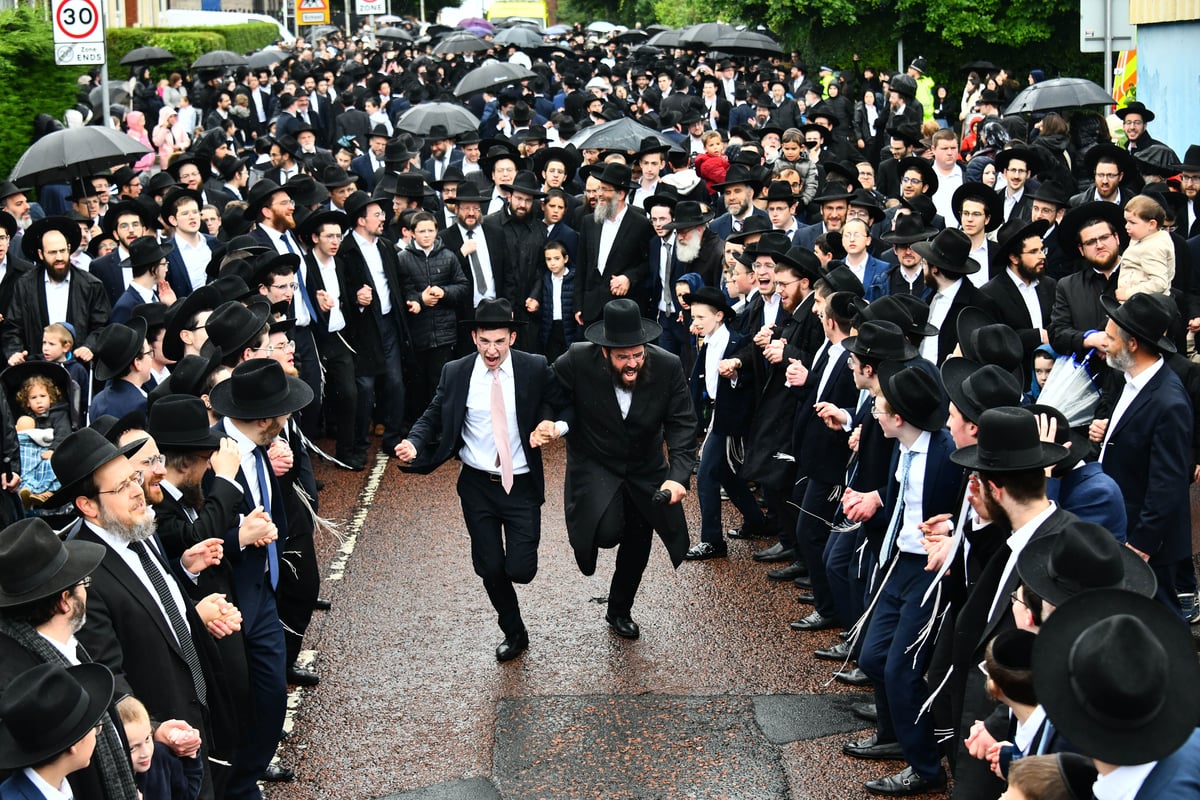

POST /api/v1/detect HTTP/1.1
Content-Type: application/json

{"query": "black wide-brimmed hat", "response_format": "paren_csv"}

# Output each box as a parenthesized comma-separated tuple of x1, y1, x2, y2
(662, 200, 713, 230)
(1033, 589, 1200, 765)
(1055, 200, 1126, 253)
(431, 164, 468, 192)
(163, 284, 221, 362)
(147, 344, 223, 406)
(895, 156, 938, 195)
(0, 663, 114, 770)
(951, 181, 1003, 232)
(459, 297, 525, 330)
(847, 189, 884, 224)
(250, 252, 300, 290)
(1017, 519, 1156, 608)
(710, 163, 761, 191)
(761, 181, 800, 205)
(1114, 100, 1155, 123)
(1100, 292, 1177, 354)
(319, 165, 356, 189)
(285, 173, 331, 207)
(1029, 179, 1072, 208)
(1082, 142, 1135, 179)
(22, 216, 82, 262)
(993, 145, 1041, 176)
(1169, 142, 1200, 172)
(343, 190, 386, 225)
(499, 170, 548, 198)
(45, 427, 147, 509)
(941, 359, 1022, 424)
(821, 265, 866, 297)
(912, 228, 980, 275)
(991, 218, 1050, 272)
(891, 294, 940, 338)
(0, 518, 105, 607)
(589, 162, 634, 190)
(633, 135, 672, 159)
(857, 294, 936, 338)
(296, 208, 350, 245)
(725, 214, 772, 244)
(682, 286, 735, 320)
(242, 179, 297, 222)
(877, 361, 948, 431)
(957, 307, 1023, 375)
(843, 320, 916, 362)
(93, 318, 148, 382)
(777, 245, 822, 281)
(102, 200, 156, 236)
(951, 406, 1068, 472)
(122, 235, 174, 275)
(742, 231, 792, 260)
(585, 298, 662, 348)
(207, 297, 272, 356)
(148, 393, 225, 451)
(208, 357, 314, 419)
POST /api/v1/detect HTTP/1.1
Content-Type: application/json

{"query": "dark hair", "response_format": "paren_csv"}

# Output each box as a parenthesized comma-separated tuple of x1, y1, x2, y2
(1015, 579, 1045, 626)
(543, 239, 568, 257)
(978, 468, 1046, 504)
(1006, 755, 1076, 800)
(0, 589, 68, 628)
(163, 450, 206, 473)
(985, 637, 1038, 706)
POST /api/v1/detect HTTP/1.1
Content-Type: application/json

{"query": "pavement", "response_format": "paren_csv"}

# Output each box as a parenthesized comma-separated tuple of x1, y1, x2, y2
(264, 437, 1200, 800)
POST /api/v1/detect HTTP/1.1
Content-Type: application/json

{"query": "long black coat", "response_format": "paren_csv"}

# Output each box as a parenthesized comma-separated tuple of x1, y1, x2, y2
(3, 265, 110, 358)
(552, 342, 697, 566)
(338, 231, 408, 376)
(575, 209, 652, 324)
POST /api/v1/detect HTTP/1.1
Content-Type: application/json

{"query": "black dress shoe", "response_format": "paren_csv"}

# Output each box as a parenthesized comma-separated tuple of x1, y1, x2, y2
(313, 597, 332, 611)
(726, 525, 774, 540)
(813, 641, 851, 661)
(851, 702, 878, 723)
(496, 630, 529, 662)
(767, 561, 807, 581)
(838, 630, 852, 641)
(261, 764, 295, 782)
(753, 543, 796, 563)
(842, 733, 905, 761)
(834, 666, 872, 686)
(793, 576, 813, 590)
(790, 611, 839, 631)
(287, 666, 320, 686)
(336, 453, 365, 471)
(864, 766, 947, 796)
(685, 541, 728, 560)
(605, 613, 640, 639)
(796, 591, 815, 604)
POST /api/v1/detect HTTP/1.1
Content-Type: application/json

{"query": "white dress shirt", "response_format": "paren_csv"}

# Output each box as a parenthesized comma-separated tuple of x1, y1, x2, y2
(1092, 762, 1157, 800)
(314, 253, 346, 332)
(24, 768, 72, 800)
(596, 206, 627, 273)
(894, 430, 930, 555)
(459, 353, 529, 475)
(459, 223, 496, 305)
(1100, 356, 1165, 463)
(88, 523, 192, 645)
(922, 278, 963, 363)
(703, 323, 729, 401)
(1007, 269, 1044, 329)
(44, 272, 71, 325)
(174, 233, 212, 295)
(988, 501, 1058, 621)
(351, 230, 391, 314)
(761, 292, 782, 327)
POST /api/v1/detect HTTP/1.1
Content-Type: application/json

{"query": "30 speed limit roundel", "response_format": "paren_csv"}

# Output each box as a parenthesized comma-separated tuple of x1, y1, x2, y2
(55, 0, 100, 40)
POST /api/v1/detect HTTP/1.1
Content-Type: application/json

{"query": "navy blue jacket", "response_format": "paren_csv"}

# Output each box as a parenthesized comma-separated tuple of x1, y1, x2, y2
(690, 327, 755, 436)
(1046, 461, 1127, 542)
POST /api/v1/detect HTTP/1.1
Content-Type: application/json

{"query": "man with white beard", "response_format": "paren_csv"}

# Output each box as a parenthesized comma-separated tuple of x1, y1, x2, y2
(669, 201, 726, 288)
(575, 163, 652, 326)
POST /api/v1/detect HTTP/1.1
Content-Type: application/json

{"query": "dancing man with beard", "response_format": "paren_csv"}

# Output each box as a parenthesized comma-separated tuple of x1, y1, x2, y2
(574, 164, 652, 326)
(540, 299, 697, 639)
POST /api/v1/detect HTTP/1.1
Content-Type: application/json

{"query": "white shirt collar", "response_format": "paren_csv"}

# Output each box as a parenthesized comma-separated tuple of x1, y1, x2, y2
(1093, 762, 1158, 800)
(1125, 356, 1165, 392)
(1005, 502, 1058, 554)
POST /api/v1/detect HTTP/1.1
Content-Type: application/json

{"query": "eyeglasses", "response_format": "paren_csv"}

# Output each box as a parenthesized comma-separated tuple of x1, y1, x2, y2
(1094, 172, 1121, 180)
(98, 470, 144, 496)
(76, 576, 92, 589)
(272, 198, 297, 208)
(139, 453, 166, 468)
(611, 350, 645, 364)
(1009, 590, 1027, 608)
(271, 282, 299, 291)
(900, 176, 923, 186)
(1004, 167, 1028, 175)
(1020, 246, 1048, 256)
(255, 340, 296, 354)
(774, 278, 801, 289)
(841, 231, 868, 240)
(1081, 232, 1116, 248)
(960, 210, 987, 219)
(138, 349, 153, 359)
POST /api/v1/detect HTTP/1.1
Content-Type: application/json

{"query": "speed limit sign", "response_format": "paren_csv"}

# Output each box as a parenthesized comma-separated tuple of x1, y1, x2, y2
(53, 0, 106, 66)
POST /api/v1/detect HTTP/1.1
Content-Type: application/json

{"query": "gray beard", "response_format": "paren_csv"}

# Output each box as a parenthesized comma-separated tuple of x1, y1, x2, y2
(99, 506, 156, 544)
(1108, 345, 1135, 373)
(593, 196, 619, 224)
(675, 233, 702, 264)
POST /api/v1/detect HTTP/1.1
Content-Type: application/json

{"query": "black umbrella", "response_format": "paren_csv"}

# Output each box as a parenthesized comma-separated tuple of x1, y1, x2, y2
(305, 24, 339, 43)
(433, 32, 491, 55)
(88, 85, 130, 109)
(247, 49, 288, 70)
(453, 60, 536, 97)
(710, 30, 782, 58)
(376, 27, 414, 41)
(568, 118, 681, 152)
(119, 46, 175, 67)
(1004, 77, 1114, 114)
(396, 102, 481, 137)
(679, 22, 735, 47)
(646, 29, 685, 48)
(493, 26, 542, 48)
(613, 29, 649, 44)
(191, 50, 249, 70)
(9, 127, 151, 186)
(960, 60, 998, 75)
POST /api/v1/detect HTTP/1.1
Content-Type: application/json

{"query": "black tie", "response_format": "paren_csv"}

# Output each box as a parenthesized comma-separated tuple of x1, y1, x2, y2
(130, 540, 207, 705)
(465, 228, 487, 294)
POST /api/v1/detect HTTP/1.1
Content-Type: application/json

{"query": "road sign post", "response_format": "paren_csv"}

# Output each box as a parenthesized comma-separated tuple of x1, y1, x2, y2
(53, 0, 105, 67)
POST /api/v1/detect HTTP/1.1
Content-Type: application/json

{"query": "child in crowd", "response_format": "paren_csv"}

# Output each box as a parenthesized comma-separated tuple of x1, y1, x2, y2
(42, 322, 87, 425)
(1027, 345, 1056, 402)
(13, 367, 72, 508)
(118, 696, 204, 800)
(693, 130, 730, 198)
(538, 240, 577, 362)
(1001, 753, 1097, 800)
(1116, 195, 1174, 301)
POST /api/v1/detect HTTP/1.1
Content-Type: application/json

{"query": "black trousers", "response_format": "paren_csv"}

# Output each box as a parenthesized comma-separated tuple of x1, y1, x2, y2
(315, 329, 357, 459)
(292, 325, 323, 440)
(594, 485, 655, 619)
(458, 466, 542, 637)
(277, 523, 321, 667)
(411, 343, 455, 421)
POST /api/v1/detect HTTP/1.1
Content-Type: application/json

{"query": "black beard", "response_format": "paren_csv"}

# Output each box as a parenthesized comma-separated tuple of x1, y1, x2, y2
(604, 351, 650, 388)
(180, 483, 207, 511)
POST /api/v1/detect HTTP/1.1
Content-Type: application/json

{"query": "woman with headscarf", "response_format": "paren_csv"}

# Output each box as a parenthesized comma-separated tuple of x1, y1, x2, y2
(125, 111, 155, 172)
(152, 106, 184, 171)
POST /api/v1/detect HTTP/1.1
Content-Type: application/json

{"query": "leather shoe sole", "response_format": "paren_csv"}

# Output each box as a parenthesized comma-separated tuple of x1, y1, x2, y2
(313, 598, 332, 611)
(796, 591, 815, 604)
(834, 666, 872, 686)
(813, 641, 851, 661)
(753, 545, 796, 563)
(496, 630, 529, 662)
(286, 666, 319, 686)
(790, 612, 838, 631)
(605, 614, 640, 639)
(843, 735, 905, 761)
(261, 765, 295, 782)
(864, 767, 947, 796)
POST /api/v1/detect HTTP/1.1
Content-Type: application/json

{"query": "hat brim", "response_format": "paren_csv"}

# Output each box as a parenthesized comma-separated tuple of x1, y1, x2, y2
(163, 285, 222, 363)
(942, 357, 993, 423)
(1032, 589, 1200, 765)
(0, 538, 106, 607)
(951, 184, 1003, 232)
(0, 663, 114, 770)
(949, 437, 1069, 472)
(843, 333, 916, 363)
(22, 217, 83, 262)
(1100, 294, 1178, 354)
(152, 426, 226, 452)
(584, 318, 663, 348)
(878, 364, 949, 431)
(911, 241, 981, 275)
(1017, 531, 1157, 608)
(94, 317, 149, 383)
(662, 212, 715, 231)
(42, 436, 148, 510)
(1055, 201, 1127, 255)
(207, 372, 315, 420)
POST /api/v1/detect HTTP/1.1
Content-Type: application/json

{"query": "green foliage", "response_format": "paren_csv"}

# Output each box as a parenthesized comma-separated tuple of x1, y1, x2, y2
(0, 7, 90, 179)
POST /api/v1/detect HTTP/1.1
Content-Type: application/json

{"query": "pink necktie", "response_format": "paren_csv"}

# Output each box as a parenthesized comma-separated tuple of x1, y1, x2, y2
(491, 369, 513, 493)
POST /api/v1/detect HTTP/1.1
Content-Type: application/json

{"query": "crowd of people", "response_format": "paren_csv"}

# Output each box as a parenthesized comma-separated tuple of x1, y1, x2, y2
(0, 18, 1197, 800)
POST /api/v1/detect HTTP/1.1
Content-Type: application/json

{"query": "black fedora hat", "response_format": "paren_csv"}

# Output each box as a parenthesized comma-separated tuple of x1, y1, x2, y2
(1055, 200, 1126, 253)
(102, 200, 156, 237)
(585, 298, 662, 348)
(499, 170, 548, 199)
(147, 394, 225, 451)
(296, 209, 350, 245)
(1082, 142, 1135, 179)
(45, 427, 147, 509)
(250, 252, 300, 290)
(886, 123, 923, 147)
(951, 181, 1002, 232)
(148, 344, 223, 407)
(811, 184, 855, 206)
(590, 162, 634, 190)
(93, 318, 148, 382)
(480, 143, 526, 175)
(1029, 179, 1072, 208)
(163, 284, 221, 362)
(725, 214, 772, 244)
(913, 228, 980, 276)
(682, 286, 735, 320)
(896, 156, 938, 195)
(854, 294, 917, 335)
(343, 190, 386, 225)
(950, 406, 1067, 471)
(662, 200, 713, 230)
(1032, 589, 1200, 765)
(1017, 519, 1156, 608)
(205, 298, 272, 356)
(208, 357, 314, 419)
(877, 361, 948, 431)
(820, 265, 866, 297)
(131, 302, 167, 332)
(890, 294, 939, 337)
(243, 179, 296, 222)
(843, 320, 916, 362)
(533, 146, 582, 184)
(941, 358, 1021, 424)
(991, 218, 1050, 272)
(1100, 292, 1177, 354)
(319, 165, 356, 189)
(1114, 100, 1155, 123)
(847, 189, 884, 225)
(22, 216, 82, 262)
(633, 135, 672, 159)
(285, 173, 330, 207)
(431, 164, 468, 192)
(0, 663, 115, 770)
(993, 145, 1041, 176)
(642, 189, 680, 214)
(459, 297, 525, 330)
(710, 163, 762, 192)
(1169, 142, 1200, 172)
(761, 180, 799, 205)
(0, 211, 16, 240)
(743, 231, 792, 259)
(777, 245, 822, 281)
(122, 235, 174, 275)
(0, 518, 105, 607)
(957, 307, 1023, 374)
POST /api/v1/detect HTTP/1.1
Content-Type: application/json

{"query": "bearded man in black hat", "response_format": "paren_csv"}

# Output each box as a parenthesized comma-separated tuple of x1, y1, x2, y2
(547, 298, 697, 640)
(574, 164, 652, 326)
(1047, 202, 1124, 370)
(488, 171, 547, 348)
(3, 217, 109, 368)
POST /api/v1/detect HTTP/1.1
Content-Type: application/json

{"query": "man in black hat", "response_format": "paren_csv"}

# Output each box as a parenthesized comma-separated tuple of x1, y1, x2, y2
(1047, 202, 1124, 366)
(421, 124, 463, 182)
(575, 163, 652, 326)
(1175, 144, 1200, 237)
(1116, 101, 1164, 157)
(1069, 144, 1135, 208)
(111, 237, 174, 325)
(396, 299, 568, 660)
(4, 218, 109, 368)
(1092, 293, 1193, 616)
(981, 219, 1057, 374)
(913, 228, 993, 364)
(488, 171, 547, 347)
(707, 164, 765, 240)
(89, 320, 152, 423)
(796, 185, 853, 251)
(550, 298, 697, 639)
(631, 136, 671, 210)
(878, 213, 936, 298)
(1027, 181, 1072, 280)
(440, 187, 509, 349)
(0, 210, 30, 320)
(350, 125, 390, 192)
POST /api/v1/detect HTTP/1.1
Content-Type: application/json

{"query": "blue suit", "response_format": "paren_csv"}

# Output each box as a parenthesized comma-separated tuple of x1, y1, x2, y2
(707, 207, 768, 241)
(88, 379, 146, 423)
(0, 771, 48, 800)
(1047, 461, 1127, 542)
(853, 254, 892, 301)
(164, 232, 221, 297)
(88, 250, 127, 306)
(350, 153, 381, 192)
(110, 284, 156, 325)
(1135, 729, 1200, 799)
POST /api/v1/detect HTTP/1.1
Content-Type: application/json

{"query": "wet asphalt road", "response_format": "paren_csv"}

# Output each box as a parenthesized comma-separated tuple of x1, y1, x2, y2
(264, 438, 1200, 800)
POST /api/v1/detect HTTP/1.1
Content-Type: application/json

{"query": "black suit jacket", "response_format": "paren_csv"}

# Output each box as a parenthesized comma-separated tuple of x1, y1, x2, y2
(337, 230, 408, 374)
(439, 221, 509, 304)
(980, 271, 1057, 365)
(791, 343, 857, 484)
(2, 266, 110, 358)
(575, 208, 652, 324)
(87, 250, 126, 306)
(935, 279, 995, 364)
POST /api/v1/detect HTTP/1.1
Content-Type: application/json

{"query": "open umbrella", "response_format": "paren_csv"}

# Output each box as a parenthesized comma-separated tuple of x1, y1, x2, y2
(568, 118, 680, 152)
(191, 50, 248, 70)
(543, 24, 571, 36)
(453, 60, 536, 97)
(493, 26, 542, 48)
(119, 46, 175, 67)
(376, 27, 414, 41)
(614, 29, 649, 44)
(88, 85, 130, 110)
(305, 24, 339, 43)
(457, 17, 493, 33)
(376, 14, 403, 23)
(587, 21, 617, 34)
(960, 60, 998, 75)
(396, 102, 481, 137)
(433, 32, 491, 55)
(9, 126, 151, 186)
(679, 22, 735, 47)
(646, 29, 685, 48)
(1004, 77, 1113, 114)
(710, 30, 782, 57)
(247, 49, 288, 70)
